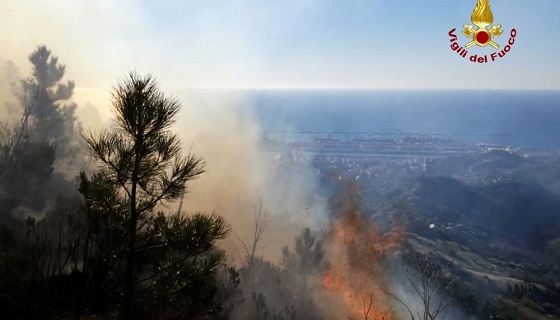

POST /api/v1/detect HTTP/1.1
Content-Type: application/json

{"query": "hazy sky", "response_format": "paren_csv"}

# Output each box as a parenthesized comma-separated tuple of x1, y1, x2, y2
(2, 0, 560, 91)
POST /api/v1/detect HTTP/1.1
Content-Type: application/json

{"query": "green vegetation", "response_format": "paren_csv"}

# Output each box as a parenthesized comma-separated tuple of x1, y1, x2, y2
(0, 47, 234, 319)
(83, 71, 211, 318)
(0, 46, 332, 320)
(1, 45, 560, 320)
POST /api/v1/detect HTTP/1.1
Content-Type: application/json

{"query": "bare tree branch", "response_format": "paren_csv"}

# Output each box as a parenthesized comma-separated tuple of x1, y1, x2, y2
(381, 252, 457, 320)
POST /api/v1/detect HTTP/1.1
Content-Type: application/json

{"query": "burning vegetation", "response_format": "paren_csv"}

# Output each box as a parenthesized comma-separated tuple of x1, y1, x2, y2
(322, 182, 401, 320)
(2, 44, 559, 320)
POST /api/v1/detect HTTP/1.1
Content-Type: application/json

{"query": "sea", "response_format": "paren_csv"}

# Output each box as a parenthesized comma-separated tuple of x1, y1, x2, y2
(177, 89, 560, 150)
(243, 90, 560, 150)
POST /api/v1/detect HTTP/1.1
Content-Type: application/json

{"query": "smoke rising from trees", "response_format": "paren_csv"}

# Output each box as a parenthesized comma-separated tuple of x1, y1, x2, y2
(0, 46, 510, 320)
(171, 91, 330, 263)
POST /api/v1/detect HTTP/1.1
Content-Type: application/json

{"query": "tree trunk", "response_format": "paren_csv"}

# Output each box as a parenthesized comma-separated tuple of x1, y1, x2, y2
(123, 205, 138, 319)
(123, 136, 142, 319)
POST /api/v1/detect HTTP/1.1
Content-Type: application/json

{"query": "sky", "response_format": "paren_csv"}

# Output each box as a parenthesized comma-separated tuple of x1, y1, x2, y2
(2, 0, 560, 260)
(1, 0, 560, 94)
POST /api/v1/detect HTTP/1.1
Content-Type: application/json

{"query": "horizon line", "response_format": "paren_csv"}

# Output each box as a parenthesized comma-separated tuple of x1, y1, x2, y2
(75, 87, 560, 91)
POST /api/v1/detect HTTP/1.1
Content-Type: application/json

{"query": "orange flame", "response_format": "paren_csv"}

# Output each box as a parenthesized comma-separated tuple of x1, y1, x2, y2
(322, 182, 401, 319)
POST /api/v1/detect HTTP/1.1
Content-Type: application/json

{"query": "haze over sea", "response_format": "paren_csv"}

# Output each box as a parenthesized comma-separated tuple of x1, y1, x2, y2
(231, 90, 560, 150)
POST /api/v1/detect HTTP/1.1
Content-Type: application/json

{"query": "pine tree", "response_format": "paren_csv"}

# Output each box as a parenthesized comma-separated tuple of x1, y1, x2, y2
(83, 72, 228, 319)
(20, 46, 81, 169)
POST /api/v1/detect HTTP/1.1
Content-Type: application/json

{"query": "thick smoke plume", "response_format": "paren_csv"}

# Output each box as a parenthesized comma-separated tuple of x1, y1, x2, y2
(171, 90, 329, 263)
(1, 55, 464, 319)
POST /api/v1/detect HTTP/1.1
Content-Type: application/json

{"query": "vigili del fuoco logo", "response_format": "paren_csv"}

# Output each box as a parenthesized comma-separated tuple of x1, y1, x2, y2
(449, 0, 517, 63)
